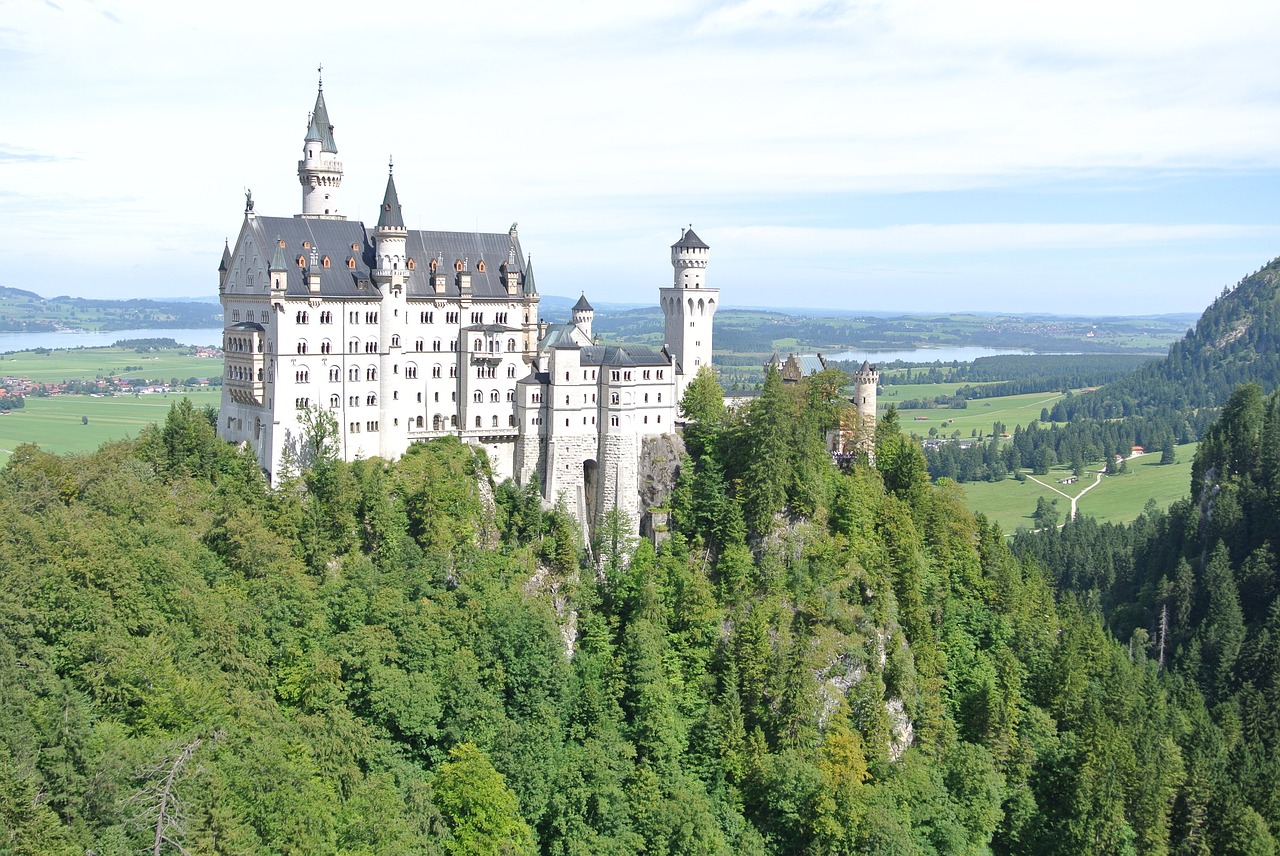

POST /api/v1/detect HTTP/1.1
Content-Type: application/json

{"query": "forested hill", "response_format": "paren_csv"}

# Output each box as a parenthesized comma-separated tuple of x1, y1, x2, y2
(1, 378, 1273, 852)
(0, 286, 222, 332)
(1053, 257, 1280, 432)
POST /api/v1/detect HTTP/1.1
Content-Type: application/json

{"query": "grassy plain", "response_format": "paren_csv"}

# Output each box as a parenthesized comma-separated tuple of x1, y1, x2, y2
(0, 346, 219, 384)
(0, 389, 222, 458)
(882, 386, 1066, 438)
(959, 444, 1197, 532)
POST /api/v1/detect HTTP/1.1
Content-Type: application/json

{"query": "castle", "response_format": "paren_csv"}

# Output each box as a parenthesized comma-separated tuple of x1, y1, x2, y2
(216, 78, 717, 531)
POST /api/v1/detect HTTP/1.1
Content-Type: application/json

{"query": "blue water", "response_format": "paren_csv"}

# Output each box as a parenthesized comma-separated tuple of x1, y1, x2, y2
(823, 346, 1046, 364)
(0, 327, 224, 353)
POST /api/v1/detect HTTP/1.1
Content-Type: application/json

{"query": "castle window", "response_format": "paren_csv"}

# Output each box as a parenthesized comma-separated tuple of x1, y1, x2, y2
(366, 393, 377, 406)
(492, 415, 498, 427)
(657, 394, 662, 402)
(624, 371, 632, 381)
(321, 340, 332, 354)
(611, 416, 619, 427)
(295, 397, 310, 408)
(657, 415, 661, 423)
(296, 311, 309, 324)
(330, 394, 339, 408)
(506, 338, 515, 352)
(295, 369, 309, 383)
(322, 256, 331, 269)
(490, 390, 500, 403)
(507, 366, 515, 378)
(408, 258, 415, 271)
(456, 260, 464, 272)
(446, 311, 459, 324)
(297, 341, 307, 354)
(644, 415, 649, 424)
(366, 341, 378, 353)
(367, 421, 378, 432)
(450, 366, 457, 378)
(303, 241, 311, 250)
(415, 339, 424, 351)
(450, 339, 457, 351)
(471, 312, 483, 324)
(347, 257, 356, 269)
(405, 364, 418, 379)
(329, 367, 340, 382)
(506, 390, 515, 402)
(349, 367, 359, 381)
(421, 311, 433, 323)
(433, 365, 442, 378)
(643, 370, 650, 380)
(350, 312, 359, 323)
(366, 367, 377, 381)
(611, 393, 619, 405)
(232, 310, 240, 321)
(474, 391, 483, 403)
(432, 339, 440, 351)
(477, 260, 486, 273)
(391, 335, 400, 348)
(474, 338, 482, 352)
(565, 395, 570, 405)
(644, 393, 649, 403)
(656, 370, 664, 379)
(611, 371, 619, 381)
(320, 311, 333, 324)
(297, 256, 306, 267)
(475, 416, 482, 427)
(350, 422, 359, 433)
(509, 415, 516, 427)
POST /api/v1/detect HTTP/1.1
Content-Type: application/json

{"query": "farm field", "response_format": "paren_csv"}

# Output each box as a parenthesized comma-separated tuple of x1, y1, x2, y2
(959, 444, 1197, 532)
(884, 387, 1066, 438)
(0, 346, 219, 384)
(0, 389, 222, 458)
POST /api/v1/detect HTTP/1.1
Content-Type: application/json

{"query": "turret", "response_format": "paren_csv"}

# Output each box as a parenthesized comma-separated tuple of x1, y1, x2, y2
(218, 240, 232, 293)
(269, 236, 288, 295)
(373, 161, 407, 281)
(851, 360, 879, 459)
(571, 293, 594, 340)
(298, 70, 344, 219)
(660, 226, 718, 399)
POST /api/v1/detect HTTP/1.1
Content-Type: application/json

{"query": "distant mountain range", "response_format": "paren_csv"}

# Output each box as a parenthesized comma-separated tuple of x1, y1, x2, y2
(0, 287, 222, 332)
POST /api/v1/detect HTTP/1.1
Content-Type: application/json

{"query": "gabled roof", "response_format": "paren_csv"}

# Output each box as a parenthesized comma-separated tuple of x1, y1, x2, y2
(235, 216, 532, 300)
(377, 171, 404, 230)
(672, 227, 709, 249)
(572, 293, 593, 312)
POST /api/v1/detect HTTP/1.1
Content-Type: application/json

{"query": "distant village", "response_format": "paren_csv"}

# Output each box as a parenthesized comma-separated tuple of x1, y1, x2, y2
(0, 345, 222, 404)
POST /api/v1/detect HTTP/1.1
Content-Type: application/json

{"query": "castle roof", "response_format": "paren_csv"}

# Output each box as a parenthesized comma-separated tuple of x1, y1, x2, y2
(310, 86, 337, 153)
(237, 216, 530, 300)
(522, 255, 537, 296)
(572, 293, 593, 312)
(377, 171, 404, 230)
(268, 236, 288, 272)
(219, 240, 232, 273)
(672, 227, 709, 249)
(578, 344, 669, 368)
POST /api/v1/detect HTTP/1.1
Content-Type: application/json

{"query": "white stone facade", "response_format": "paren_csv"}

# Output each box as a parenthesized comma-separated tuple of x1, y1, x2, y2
(217, 81, 716, 535)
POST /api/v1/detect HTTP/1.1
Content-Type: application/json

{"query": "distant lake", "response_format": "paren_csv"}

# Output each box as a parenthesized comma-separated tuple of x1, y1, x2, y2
(824, 346, 1055, 364)
(0, 327, 224, 353)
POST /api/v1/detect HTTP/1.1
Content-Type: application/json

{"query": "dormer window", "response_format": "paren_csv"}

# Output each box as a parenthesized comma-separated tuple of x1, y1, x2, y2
(322, 256, 331, 269)
(302, 240, 311, 250)
(455, 259, 464, 272)
(476, 260, 486, 273)
(407, 258, 415, 271)
(347, 257, 356, 269)
(296, 255, 306, 267)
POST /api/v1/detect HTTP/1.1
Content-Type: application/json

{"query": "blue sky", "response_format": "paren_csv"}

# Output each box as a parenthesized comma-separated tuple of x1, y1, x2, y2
(2, 0, 1280, 314)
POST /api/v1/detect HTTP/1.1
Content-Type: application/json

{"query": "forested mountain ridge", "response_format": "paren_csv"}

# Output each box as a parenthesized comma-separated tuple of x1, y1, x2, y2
(0, 376, 1266, 853)
(1054, 257, 1280, 432)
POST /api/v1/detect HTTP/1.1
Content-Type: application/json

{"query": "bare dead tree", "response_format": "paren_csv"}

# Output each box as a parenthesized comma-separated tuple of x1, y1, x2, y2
(127, 731, 222, 855)
(1158, 603, 1169, 673)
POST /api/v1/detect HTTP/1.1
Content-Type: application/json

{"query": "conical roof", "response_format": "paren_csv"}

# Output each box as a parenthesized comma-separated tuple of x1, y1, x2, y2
(377, 170, 404, 230)
(572, 293, 594, 312)
(311, 86, 337, 153)
(269, 236, 288, 272)
(522, 255, 537, 296)
(219, 240, 232, 273)
(672, 226, 709, 249)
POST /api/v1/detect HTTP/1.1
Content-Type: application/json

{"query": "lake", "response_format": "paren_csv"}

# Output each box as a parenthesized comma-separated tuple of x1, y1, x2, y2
(823, 346, 1058, 364)
(0, 327, 224, 353)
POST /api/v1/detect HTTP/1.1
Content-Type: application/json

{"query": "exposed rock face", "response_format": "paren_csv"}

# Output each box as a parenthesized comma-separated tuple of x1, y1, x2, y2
(637, 432, 685, 512)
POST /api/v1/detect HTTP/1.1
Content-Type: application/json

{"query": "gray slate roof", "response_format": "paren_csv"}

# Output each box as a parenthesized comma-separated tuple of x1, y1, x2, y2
(672, 227, 709, 249)
(241, 216, 530, 300)
(572, 294, 593, 312)
(377, 173, 404, 230)
(311, 87, 337, 153)
(578, 345, 669, 368)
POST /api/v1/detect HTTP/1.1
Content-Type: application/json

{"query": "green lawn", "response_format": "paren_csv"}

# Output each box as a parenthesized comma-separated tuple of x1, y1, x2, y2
(0, 347, 220, 384)
(958, 444, 1197, 532)
(883, 387, 1065, 439)
(0, 389, 222, 457)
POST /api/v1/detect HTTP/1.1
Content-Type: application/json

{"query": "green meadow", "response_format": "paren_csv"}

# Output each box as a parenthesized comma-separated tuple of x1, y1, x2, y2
(0, 346, 219, 384)
(0, 389, 222, 458)
(881, 385, 1066, 438)
(958, 444, 1198, 532)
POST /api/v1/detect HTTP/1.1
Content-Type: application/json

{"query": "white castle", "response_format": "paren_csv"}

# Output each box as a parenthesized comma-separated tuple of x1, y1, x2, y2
(217, 78, 718, 531)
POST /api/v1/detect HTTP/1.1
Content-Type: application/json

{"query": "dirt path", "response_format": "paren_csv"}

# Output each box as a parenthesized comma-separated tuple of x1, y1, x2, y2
(1026, 469, 1105, 520)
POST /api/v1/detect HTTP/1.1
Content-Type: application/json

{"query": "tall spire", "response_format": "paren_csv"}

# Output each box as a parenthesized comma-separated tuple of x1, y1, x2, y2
(310, 66, 337, 154)
(377, 159, 404, 230)
(522, 254, 538, 296)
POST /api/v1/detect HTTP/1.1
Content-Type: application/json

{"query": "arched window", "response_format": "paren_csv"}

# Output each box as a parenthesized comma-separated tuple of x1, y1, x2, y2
(506, 390, 515, 402)
(473, 391, 483, 402)
(297, 340, 308, 354)
(432, 365, 441, 378)
(473, 338, 482, 351)
(416, 339, 424, 352)
(366, 393, 377, 406)
(329, 394, 340, 407)
(490, 390, 500, 403)
(320, 340, 331, 354)
(348, 338, 359, 353)
(366, 367, 377, 381)
(475, 415, 482, 427)
(507, 338, 516, 352)
(507, 365, 516, 378)
(391, 335, 400, 348)
(349, 367, 359, 381)
(492, 415, 498, 427)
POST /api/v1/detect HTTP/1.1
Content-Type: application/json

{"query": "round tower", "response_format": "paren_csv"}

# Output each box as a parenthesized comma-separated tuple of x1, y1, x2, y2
(298, 71, 344, 219)
(571, 293, 594, 341)
(852, 360, 879, 459)
(660, 226, 718, 400)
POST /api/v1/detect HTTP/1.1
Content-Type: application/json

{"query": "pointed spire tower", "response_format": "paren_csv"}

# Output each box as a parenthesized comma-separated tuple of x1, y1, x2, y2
(298, 66, 345, 219)
(373, 158, 408, 285)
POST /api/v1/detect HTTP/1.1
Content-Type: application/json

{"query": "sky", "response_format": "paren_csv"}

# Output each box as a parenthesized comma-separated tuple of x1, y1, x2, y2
(2, 0, 1280, 316)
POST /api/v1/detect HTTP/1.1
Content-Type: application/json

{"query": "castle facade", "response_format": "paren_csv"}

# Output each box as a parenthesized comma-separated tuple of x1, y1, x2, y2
(217, 80, 716, 530)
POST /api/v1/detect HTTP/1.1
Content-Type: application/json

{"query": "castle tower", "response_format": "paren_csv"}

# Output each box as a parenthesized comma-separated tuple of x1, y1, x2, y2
(374, 162, 409, 458)
(852, 360, 879, 459)
(571, 293, 594, 341)
(660, 226, 717, 401)
(298, 71, 344, 219)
